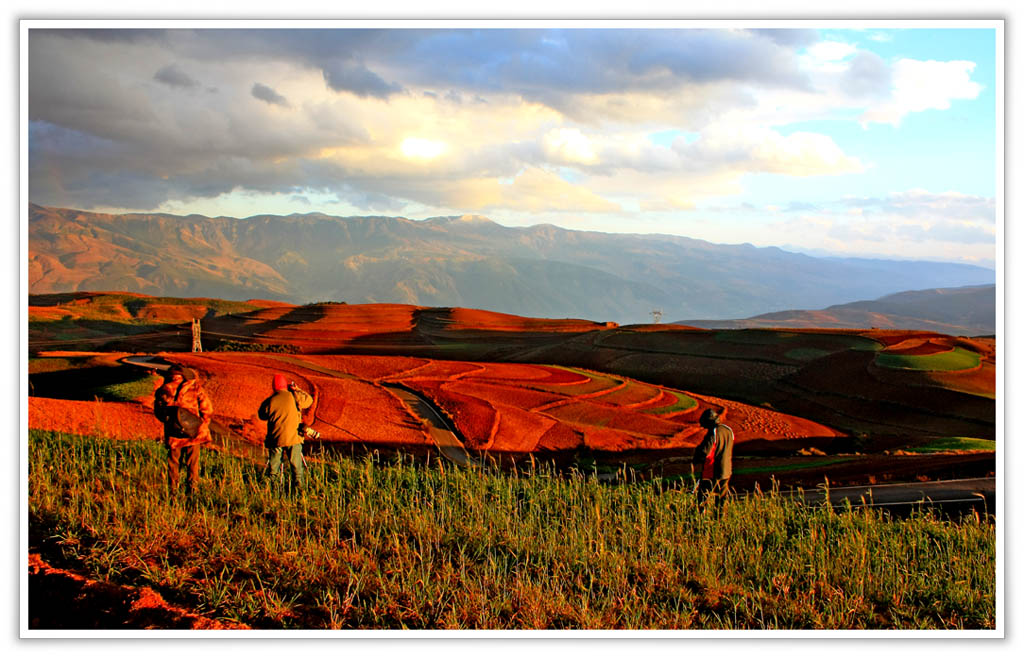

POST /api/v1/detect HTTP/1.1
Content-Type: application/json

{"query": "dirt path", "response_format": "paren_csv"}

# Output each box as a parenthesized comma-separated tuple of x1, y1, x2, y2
(268, 355, 474, 466)
(380, 383, 473, 466)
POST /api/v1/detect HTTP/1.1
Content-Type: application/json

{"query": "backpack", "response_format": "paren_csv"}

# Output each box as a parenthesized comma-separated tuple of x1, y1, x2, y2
(162, 381, 202, 439)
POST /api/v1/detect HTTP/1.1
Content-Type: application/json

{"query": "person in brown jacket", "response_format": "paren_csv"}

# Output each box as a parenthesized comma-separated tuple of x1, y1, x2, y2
(153, 364, 213, 496)
(692, 408, 734, 507)
(258, 374, 314, 491)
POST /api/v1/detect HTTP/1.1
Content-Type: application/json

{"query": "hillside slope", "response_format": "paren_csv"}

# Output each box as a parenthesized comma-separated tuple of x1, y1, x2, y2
(29, 204, 995, 324)
(682, 285, 995, 335)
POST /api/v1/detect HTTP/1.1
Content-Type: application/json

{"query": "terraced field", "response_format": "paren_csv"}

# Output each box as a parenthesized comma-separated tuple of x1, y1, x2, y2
(27, 351, 842, 458)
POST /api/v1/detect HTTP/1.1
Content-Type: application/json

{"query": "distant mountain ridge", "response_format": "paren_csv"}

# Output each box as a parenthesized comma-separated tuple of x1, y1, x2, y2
(28, 204, 995, 325)
(680, 285, 996, 335)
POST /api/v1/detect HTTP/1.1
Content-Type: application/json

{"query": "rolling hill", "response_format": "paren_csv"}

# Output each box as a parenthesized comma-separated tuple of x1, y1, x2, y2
(681, 285, 995, 335)
(28, 204, 995, 324)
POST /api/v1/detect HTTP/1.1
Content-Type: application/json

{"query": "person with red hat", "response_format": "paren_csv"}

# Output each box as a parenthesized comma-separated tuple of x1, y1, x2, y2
(258, 374, 314, 491)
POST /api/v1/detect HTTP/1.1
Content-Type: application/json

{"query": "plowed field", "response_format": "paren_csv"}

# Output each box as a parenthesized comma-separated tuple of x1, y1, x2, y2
(28, 351, 846, 458)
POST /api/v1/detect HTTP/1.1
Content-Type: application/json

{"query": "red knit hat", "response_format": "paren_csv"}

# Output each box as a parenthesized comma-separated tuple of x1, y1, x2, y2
(273, 374, 288, 391)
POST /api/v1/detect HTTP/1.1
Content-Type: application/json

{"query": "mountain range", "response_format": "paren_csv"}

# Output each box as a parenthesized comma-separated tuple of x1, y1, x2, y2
(28, 204, 995, 325)
(680, 284, 996, 336)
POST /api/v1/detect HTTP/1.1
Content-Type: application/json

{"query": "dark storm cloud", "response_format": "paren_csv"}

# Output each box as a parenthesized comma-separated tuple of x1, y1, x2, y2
(320, 60, 403, 98)
(78, 28, 810, 105)
(745, 28, 819, 48)
(26, 27, 831, 213)
(252, 82, 289, 107)
(369, 28, 811, 108)
(154, 64, 200, 89)
(30, 28, 173, 45)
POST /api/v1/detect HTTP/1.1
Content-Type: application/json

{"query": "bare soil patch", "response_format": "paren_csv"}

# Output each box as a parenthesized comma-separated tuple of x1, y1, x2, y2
(28, 554, 248, 630)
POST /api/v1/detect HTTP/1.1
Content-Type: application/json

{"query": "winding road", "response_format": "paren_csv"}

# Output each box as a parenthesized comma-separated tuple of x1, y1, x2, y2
(784, 477, 995, 517)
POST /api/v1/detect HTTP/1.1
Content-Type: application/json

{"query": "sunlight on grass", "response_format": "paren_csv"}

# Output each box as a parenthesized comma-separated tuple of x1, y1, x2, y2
(875, 347, 981, 372)
(28, 430, 995, 630)
(906, 437, 996, 453)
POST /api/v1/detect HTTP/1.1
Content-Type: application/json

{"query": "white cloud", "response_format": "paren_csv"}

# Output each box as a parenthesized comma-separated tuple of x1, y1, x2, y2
(860, 59, 983, 126)
(26, 25, 992, 264)
(808, 41, 857, 62)
(542, 128, 599, 165)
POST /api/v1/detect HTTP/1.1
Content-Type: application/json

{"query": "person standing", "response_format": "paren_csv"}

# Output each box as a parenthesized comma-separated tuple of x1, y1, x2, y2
(259, 374, 314, 491)
(153, 364, 213, 497)
(692, 408, 734, 508)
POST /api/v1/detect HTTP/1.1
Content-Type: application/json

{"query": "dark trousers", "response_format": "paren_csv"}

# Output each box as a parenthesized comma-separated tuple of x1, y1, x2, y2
(265, 444, 305, 489)
(167, 443, 201, 494)
(696, 478, 730, 506)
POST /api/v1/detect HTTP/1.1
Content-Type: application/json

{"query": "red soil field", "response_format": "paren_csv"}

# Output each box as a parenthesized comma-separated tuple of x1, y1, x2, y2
(488, 403, 559, 453)
(923, 362, 996, 398)
(628, 389, 676, 412)
(402, 380, 498, 449)
(689, 393, 843, 442)
(244, 303, 421, 337)
(534, 423, 582, 452)
(587, 380, 663, 407)
(860, 329, 949, 348)
(443, 380, 568, 412)
(30, 349, 860, 458)
(883, 339, 954, 356)
(383, 360, 487, 381)
(470, 362, 572, 382)
(527, 370, 624, 397)
(867, 359, 996, 400)
(300, 355, 429, 380)
(156, 353, 432, 447)
(133, 304, 214, 323)
(517, 365, 591, 386)
(304, 375, 432, 446)
(440, 307, 610, 333)
(29, 397, 162, 440)
(541, 400, 685, 438)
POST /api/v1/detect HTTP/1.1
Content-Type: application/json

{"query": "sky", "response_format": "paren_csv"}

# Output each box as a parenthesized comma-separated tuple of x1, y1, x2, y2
(26, 22, 999, 268)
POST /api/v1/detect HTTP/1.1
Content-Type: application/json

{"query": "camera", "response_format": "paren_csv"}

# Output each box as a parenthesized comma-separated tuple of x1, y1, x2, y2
(298, 422, 321, 440)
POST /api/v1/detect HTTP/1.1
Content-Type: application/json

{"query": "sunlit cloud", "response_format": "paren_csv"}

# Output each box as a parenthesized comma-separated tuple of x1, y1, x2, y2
(400, 137, 448, 160)
(860, 59, 983, 126)
(26, 26, 995, 266)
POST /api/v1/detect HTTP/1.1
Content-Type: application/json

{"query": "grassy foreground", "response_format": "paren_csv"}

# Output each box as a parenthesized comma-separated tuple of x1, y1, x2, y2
(28, 430, 994, 630)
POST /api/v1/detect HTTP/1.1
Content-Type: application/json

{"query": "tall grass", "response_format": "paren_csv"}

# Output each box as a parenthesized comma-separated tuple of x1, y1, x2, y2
(28, 430, 994, 630)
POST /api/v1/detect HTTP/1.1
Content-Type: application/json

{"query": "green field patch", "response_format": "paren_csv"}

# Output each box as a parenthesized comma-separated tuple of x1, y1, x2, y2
(90, 372, 161, 402)
(28, 356, 94, 374)
(906, 437, 996, 453)
(645, 390, 698, 415)
(784, 348, 832, 361)
(875, 347, 981, 372)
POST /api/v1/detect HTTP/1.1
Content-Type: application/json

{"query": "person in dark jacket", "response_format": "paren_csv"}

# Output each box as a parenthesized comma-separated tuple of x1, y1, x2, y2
(258, 374, 314, 490)
(153, 364, 213, 496)
(692, 408, 734, 507)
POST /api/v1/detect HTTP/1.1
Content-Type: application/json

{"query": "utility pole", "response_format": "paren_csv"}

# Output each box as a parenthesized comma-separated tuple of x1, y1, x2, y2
(191, 318, 203, 352)
(650, 309, 663, 324)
